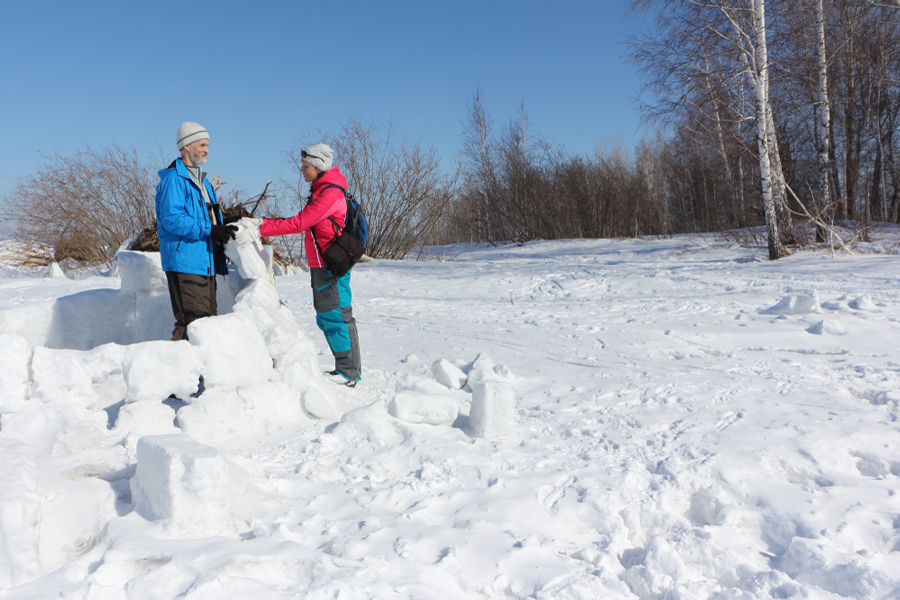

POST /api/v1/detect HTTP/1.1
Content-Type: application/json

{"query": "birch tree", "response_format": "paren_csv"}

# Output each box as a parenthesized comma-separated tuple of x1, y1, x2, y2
(749, 0, 788, 258)
(814, 0, 833, 241)
(628, 0, 790, 258)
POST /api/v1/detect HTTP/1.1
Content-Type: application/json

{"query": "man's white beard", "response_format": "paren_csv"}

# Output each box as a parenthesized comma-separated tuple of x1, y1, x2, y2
(190, 152, 208, 166)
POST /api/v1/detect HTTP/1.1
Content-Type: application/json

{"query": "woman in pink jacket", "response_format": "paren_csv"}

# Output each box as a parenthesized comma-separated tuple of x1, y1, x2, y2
(241, 143, 361, 386)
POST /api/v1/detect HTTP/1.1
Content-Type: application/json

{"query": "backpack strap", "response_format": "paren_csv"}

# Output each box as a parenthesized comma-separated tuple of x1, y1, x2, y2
(308, 183, 348, 263)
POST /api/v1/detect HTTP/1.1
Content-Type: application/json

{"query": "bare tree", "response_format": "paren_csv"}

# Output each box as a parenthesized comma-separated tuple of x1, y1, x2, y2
(285, 116, 457, 260)
(0, 144, 157, 266)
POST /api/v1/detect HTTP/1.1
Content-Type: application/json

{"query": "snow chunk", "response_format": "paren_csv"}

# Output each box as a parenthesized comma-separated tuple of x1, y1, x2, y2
(123, 340, 202, 402)
(849, 295, 877, 311)
(0, 333, 32, 413)
(388, 391, 458, 426)
(469, 380, 518, 441)
(465, 353, 515, 389)
(117, 251, 168, 295)
(431, 358, 467, 390)
(188, 311, 273, 389)
(0, 441, 41, 587)
(114, 401, 181, 444)
(224, 237, 269, 280)
(760, 292, 822, 315)
(300, 385, 339, 420)
(30, 347, 96, 406)
(131, 434, 234, 537)
(806, 319, 847, 336)
(333, 400, 405, 446)
(48, 262, 66, 279)
(395, 372, 456, 395)
(176, 383, 308, 446)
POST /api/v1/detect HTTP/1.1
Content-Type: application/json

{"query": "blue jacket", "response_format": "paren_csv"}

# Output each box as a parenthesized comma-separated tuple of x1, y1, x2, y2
(155, 159, 226, 276)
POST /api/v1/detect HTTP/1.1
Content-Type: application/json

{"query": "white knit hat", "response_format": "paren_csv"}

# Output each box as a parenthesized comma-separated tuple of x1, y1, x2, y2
(176, 122, 209, 150)
(301, 143, 333, 171)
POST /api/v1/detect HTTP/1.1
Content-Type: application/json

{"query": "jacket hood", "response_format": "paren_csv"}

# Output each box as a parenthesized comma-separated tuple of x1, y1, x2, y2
(312, 167, 348, 192)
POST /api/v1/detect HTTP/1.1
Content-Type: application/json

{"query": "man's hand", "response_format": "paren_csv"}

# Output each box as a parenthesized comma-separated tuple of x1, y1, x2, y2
(210, 224, 238, 244)
(234, 218, 263, 246)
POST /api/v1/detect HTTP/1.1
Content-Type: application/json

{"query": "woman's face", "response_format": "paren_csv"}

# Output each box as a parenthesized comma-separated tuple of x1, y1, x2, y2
(300, 161, 322, 183)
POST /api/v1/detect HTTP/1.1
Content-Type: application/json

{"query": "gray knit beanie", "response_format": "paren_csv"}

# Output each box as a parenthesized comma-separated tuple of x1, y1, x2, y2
(177, 122, 209, 150)
(301, 143, 333, 172)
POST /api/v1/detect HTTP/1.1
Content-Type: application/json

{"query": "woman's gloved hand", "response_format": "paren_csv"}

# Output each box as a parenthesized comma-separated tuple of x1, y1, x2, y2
(234, 217, 263, 246)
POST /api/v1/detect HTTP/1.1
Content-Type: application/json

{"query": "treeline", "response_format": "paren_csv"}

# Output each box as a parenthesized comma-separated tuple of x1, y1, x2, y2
(3, 1, 898, 266)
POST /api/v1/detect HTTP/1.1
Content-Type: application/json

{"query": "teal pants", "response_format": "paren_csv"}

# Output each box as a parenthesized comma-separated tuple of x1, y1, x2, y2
(310, 267, 361, 380)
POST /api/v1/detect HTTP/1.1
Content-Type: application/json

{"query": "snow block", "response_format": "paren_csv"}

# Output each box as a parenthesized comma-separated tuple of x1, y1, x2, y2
(188, 311, 273, 389)
(806, 319, 847, 336)
(464, 353, 514, 389)
(131, 434, 233, 537)
(0, 333, 31, 413)
(232, 279, 318, 370)
(117, 251, 168, 295)
(388, 391, 459, 426)
(849, 295, 877, 311)
(760, 292, 822, 316)
(301, 385, 339, 420)
(395, 372, 458, 396)
(123, 340, 203, 402)
(431, 359, 468, 390)
(469, 381, 518, 441)
(0, 441, 42, 587)
(115, 401, 181, 442)
(333, 400, 405, 446)
(30, 347, 96, 406)
(176, 383, 308, 445)
(224, 237, 269, 280)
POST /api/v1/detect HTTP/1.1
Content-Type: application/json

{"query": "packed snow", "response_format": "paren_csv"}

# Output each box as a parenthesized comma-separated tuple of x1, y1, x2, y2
(1, 228, 899, 599)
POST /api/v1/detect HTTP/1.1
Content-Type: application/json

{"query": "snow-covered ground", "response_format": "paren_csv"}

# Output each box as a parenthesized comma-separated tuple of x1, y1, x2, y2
(1, 229, 899, 599)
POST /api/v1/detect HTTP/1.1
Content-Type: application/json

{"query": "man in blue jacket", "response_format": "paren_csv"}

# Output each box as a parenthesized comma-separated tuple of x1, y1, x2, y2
(156, 121, 235, 341)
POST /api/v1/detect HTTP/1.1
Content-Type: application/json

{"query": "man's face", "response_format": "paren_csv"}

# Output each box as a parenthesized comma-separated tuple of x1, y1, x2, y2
(183, 139, 209, 166)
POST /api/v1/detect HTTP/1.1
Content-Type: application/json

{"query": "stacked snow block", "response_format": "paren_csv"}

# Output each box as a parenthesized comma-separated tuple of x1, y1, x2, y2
(464, 354, 518, 442)
(0, 332, 30, 414)
(469, 380, 518, 441)
(0, 440, 42, 587)
(131, 434, 233, 538)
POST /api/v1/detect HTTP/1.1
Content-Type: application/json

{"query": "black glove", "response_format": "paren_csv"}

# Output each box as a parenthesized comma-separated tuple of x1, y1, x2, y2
(210, 224, 238, 244)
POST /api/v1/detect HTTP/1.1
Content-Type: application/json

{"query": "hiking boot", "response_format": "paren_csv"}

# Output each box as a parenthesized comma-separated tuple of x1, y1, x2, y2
(325, 370, 360, 388)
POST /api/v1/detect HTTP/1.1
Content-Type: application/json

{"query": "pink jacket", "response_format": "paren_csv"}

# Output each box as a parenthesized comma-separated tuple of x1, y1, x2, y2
(260, 167, 348, 269)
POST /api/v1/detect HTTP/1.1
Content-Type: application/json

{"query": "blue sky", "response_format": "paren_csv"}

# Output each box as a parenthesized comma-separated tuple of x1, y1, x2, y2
(0, 1, 648, 204)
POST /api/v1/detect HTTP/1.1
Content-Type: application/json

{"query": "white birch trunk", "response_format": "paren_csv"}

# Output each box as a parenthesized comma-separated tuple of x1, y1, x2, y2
(750, 0, 786, 259)
(814, 0, 833, 240)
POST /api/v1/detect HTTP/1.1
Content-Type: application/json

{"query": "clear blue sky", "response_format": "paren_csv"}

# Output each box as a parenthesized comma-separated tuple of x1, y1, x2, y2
(0, 1, 647, 204)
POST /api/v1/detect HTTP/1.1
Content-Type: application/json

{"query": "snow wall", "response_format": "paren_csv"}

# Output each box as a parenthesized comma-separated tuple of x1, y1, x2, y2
(0, 249, 339, 583)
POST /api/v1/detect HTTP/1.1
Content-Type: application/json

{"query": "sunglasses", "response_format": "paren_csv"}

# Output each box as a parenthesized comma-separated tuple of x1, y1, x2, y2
(301, 150, 321, 161)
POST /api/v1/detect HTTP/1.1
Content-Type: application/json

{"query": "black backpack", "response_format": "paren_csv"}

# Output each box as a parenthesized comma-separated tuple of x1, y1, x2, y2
(311, 184, 367, 277)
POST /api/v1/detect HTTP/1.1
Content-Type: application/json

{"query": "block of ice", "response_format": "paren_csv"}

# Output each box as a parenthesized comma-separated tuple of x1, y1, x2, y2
(388, 391, 459, 426)
(131, 434, 234, 537)
(188, 311, 273, 389)
(469, 380, 518, 441)
(123, 340, 202, 402)
(431, 359, 468, 390)
(0, 333, 31, 413)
